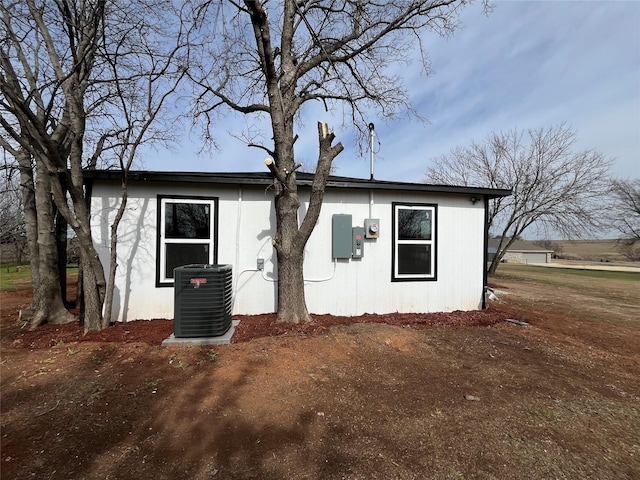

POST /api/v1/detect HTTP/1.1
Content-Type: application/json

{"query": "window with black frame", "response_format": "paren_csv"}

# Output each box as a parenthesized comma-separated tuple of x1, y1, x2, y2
(392, 203, 437, 281)
(157, 196, 217, 285)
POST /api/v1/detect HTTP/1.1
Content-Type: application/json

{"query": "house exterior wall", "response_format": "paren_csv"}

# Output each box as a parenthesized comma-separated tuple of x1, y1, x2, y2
(90, 180, 487, 322)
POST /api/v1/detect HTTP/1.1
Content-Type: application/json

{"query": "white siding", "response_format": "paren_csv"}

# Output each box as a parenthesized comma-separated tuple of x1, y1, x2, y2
(91, 180, 486, 322)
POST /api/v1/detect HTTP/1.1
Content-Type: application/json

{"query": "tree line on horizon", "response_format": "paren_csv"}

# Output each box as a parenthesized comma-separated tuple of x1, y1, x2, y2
(424, 124, 640, 270)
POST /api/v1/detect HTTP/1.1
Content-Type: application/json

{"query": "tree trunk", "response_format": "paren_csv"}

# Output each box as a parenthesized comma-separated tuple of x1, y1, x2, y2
(102, 222, 119, 325)
(49, 98, 107, 331)
(43, 168, 106, 330)
(17, 151, 40, 298)
(55, 209, 68, 305)
(488, 253, 502, 274)
(272, 122, 343, 324)
(273, 189, 312, 324)
(488, 234, 519, 274)
(103, 177, 129, 325)
(63, 169, 107, 331)
(79, 246, 106, 331)
(275, 246, 310, 324)
(23, 163, 75, 329)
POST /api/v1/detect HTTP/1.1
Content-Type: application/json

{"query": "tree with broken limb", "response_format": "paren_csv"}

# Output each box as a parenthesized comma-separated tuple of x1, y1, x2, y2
(185, 0, 483, 323)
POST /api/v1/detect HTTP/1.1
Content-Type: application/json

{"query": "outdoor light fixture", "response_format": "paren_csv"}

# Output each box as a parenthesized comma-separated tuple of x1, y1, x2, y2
(470, 196, 479, 204)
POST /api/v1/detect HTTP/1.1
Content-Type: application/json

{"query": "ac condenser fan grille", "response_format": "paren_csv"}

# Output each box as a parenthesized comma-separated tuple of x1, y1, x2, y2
(173, 264, 232, 337)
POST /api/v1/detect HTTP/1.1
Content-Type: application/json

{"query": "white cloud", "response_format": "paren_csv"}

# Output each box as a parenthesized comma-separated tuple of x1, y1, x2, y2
(142, 0, 640, 181)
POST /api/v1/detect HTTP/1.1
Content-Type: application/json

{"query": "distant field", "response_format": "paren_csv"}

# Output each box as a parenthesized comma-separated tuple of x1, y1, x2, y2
(518, 239, 630, 262)
(493, 263, 640, 287)
(553, 239, 627, 261)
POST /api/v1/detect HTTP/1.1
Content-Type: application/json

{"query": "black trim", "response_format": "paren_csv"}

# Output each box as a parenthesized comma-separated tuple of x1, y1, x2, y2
(391, 202, 438, 282)
(84, 169, 512, 199)
(155, 195, 219, 288)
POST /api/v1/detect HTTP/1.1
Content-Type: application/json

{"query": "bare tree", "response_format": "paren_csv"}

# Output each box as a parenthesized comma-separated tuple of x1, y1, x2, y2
(97, 7, 188, 324)
(610, 178, 640, 261)
(0, 143, 74, 325)
(186, 0, 482, 323)
(0, 163, 28, 263)
(2, 0, 186, 330)
(426, 124, 612, 273)
(1, 0, 108, 329)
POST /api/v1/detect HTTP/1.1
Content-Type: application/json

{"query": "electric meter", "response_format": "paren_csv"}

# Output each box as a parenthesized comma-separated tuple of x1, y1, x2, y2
(364, 218, 380, 239)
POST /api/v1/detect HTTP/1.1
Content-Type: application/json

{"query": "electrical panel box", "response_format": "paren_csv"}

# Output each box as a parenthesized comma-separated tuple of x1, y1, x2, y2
(332, 214, 352, 259)
(364, 218, 380, 239)
(352, 227, 365, 258)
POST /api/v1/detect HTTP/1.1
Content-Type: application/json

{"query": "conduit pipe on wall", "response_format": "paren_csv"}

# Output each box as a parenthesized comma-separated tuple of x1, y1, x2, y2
(369, 189, 374, 219)
(232, 268, 260, 312)
(368, 122, 376, 219)
(303, 259, 337, 284)
(231, 181, 338, 310)
(257, 254, 337, 284)
(234, 186, 243, 274)
(232, 186, 244, 310)
(231, 257, 338, 311)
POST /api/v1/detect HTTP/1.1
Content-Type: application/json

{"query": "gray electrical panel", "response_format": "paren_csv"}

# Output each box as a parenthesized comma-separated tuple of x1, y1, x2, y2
(332, 214, 352, 259)
(352, 226, 365, 258)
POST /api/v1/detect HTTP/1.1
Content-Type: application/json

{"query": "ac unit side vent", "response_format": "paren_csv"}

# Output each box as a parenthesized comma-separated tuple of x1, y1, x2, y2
(173, 264, 233, 338)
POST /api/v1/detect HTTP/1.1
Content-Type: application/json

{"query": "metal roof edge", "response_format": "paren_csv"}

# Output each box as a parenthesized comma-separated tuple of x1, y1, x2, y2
(84, 170, 511, 198)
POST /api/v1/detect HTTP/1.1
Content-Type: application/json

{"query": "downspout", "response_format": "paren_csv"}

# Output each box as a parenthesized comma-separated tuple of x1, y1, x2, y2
(482, 196, 489, 309)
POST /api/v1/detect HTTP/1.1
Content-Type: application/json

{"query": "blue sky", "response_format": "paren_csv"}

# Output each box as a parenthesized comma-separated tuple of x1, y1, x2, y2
(142, 0, 640, 183)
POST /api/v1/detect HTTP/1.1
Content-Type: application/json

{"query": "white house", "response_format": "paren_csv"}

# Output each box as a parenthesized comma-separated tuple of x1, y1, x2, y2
(86, 171, 511, 323)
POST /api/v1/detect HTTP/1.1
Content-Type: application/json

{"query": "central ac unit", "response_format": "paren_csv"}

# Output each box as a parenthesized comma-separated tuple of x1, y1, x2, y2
(173, 264, 232, 338)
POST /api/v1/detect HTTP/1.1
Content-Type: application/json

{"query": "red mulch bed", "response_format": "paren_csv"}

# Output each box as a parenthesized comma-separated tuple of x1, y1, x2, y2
(7, 306, 518, 350)
(231, 309, 512, 342)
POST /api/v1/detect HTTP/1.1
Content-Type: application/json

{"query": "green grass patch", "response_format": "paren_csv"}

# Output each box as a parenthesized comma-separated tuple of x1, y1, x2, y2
(0, 263, 79, 291)
(0, 262, 32, 291)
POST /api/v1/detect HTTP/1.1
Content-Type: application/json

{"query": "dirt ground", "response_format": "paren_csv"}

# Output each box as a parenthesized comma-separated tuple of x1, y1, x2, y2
(1, 274, 639, 479)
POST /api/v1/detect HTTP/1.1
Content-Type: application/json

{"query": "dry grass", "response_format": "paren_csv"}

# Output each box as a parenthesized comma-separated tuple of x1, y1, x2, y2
(2, 265, 639, 479)
(549, 239, 627, 262)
